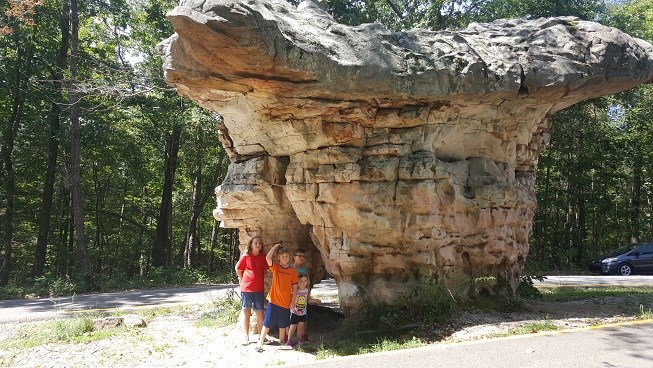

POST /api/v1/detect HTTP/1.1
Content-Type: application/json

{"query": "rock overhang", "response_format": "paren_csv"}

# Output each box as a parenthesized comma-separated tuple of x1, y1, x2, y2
(160, 0, 653, 311)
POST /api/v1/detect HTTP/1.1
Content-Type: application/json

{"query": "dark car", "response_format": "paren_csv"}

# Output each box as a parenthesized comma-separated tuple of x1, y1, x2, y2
(589, 244, 653, 275)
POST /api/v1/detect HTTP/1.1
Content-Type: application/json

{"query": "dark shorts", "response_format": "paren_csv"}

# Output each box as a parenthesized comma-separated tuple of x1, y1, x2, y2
(241, 291, 265, 311)
(263, 302, 291, 328)
(290, 313, 307, 325)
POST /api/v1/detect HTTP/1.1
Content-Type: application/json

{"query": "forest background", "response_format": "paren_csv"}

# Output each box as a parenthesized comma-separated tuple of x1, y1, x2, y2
(1, 0, 652, 297)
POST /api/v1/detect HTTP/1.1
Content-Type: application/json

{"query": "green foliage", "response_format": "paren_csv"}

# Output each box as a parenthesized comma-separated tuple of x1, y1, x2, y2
(517, 275, 545, 299)
(0, 267, 233, 300)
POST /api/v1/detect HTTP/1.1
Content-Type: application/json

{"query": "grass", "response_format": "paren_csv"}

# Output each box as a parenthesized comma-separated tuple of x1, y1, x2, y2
(538, 286, 653, 302)
(639, 304, 653, 319)
(486, 320, 560, 339)
(314, 336, 425, 359)
(0, 316, 133, 351)
(194, 295, 241, 328)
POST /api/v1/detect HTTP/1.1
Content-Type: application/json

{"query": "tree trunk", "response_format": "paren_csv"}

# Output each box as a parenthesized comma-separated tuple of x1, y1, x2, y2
(69, 0, 93, 276)
(183, 126, 203, 268)
(1, 32, 30, 286)
(33, 1, 70, 276)
(184, 138, 228, 268)
(207, 219, 217, 275)
(153, 125, 182, 267)
(630, 154, 642, 244)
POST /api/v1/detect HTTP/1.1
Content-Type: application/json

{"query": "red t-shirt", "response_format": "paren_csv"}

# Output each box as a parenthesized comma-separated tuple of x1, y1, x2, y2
(235, 253, 268, 292)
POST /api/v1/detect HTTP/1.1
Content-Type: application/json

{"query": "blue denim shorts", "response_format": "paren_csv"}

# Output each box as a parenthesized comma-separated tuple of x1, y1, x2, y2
(263, 302, 291, 328)
(241, 291, 265, 311)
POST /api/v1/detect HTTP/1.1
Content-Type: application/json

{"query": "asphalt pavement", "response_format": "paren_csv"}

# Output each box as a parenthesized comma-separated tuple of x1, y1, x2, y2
(287, 320, 653, 368)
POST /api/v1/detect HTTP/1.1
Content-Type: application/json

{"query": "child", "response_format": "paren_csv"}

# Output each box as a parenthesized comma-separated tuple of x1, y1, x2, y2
(291, 250, 309, 277)
(235, 236, 268, 345)
(256, 243, 298, 352)
(286, 273, 310, 347)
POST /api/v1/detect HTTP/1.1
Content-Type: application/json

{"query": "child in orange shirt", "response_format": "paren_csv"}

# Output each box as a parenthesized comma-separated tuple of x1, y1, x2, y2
(256, 243, 298, 352)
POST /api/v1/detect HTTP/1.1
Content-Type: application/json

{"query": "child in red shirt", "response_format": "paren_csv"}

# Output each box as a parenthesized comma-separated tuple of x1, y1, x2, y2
(235, 236, 268, 345)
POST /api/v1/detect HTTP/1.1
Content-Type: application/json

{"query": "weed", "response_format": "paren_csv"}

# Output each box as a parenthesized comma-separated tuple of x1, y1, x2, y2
(487, 319, 560, 338)
(638, 304, 653, 319)
(195, 293, 241, 328)
(517, 275, 545, 299)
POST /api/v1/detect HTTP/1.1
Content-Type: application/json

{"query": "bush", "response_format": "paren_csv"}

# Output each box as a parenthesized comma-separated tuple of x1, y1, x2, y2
(345, 280, 458, 334)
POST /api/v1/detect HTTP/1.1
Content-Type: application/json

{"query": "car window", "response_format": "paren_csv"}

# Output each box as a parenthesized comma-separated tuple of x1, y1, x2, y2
(639, 245, 653, 255)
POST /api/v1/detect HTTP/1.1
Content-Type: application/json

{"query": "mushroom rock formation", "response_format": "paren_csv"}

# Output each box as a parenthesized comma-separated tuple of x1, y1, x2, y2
(159, 0, 653, 311)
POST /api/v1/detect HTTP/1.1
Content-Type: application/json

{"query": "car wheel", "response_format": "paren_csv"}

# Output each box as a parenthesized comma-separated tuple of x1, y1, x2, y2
(617, 263, 633, 276)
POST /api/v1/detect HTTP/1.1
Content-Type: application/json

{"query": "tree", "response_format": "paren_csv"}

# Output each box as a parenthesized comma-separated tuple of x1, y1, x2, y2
(68, 0, 93, 276)
(33, 0, 70, 277)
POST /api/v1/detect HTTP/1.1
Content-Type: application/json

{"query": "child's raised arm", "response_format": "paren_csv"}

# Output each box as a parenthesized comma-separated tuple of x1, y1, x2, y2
(266, 243, 281, 266)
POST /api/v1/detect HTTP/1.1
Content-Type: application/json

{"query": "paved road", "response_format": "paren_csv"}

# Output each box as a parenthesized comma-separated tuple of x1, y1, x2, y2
(537, 275, 653, 287)
(0, 284, 238, 322)
(0, 280, 340, 323)
(289, 321, 653, 368)
(0, 276, 651, 323)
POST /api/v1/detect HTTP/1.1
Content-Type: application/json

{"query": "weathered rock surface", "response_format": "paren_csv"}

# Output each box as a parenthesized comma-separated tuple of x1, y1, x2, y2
(159, 0, 653, 310)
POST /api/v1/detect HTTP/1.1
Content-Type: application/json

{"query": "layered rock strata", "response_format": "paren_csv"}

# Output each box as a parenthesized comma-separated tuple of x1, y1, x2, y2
(159, 0, 653, 310)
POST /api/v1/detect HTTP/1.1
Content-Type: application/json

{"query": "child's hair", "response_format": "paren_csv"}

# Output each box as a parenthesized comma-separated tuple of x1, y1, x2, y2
(277, 246, 291, 256)
(246, 236, 261, 255)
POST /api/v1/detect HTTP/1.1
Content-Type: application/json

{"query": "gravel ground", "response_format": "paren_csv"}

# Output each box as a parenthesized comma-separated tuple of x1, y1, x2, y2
(0, 294, 650, 368)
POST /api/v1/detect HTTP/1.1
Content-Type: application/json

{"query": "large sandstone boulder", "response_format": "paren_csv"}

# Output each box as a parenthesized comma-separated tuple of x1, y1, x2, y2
(159, 0, 653, 311)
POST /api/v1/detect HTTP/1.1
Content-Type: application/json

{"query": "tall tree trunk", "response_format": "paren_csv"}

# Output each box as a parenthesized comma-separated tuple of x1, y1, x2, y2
(207, 219, 217, 275)
(153, 125, 181, 267)
(69, 0, 93, 275)
(630, 154, 642, 244)
(33, 1, 70, 276)
(1, 33, 29, 286)
(184, 139, 228, 268)
(183, 126, 203, 268)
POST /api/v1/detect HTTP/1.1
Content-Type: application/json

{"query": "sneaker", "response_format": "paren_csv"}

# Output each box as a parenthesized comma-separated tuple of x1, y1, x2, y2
(297, 339, 305, 346)
(241, 335, 249, 346)
(285, 339, 294, 347)
(255, 342, 264, 352)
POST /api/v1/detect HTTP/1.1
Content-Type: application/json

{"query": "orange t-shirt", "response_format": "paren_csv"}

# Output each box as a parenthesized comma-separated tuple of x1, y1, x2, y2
(267, 263, 298, 308)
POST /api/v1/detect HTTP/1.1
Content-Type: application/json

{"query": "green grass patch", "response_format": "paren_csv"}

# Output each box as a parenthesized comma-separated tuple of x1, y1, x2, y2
(315, 336, 424, 359)
(487, 320, 560, 339)
(538, 286, 653, 302)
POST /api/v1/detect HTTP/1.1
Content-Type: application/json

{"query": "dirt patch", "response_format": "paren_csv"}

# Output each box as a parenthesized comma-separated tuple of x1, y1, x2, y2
(0, 297, 649, 368)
